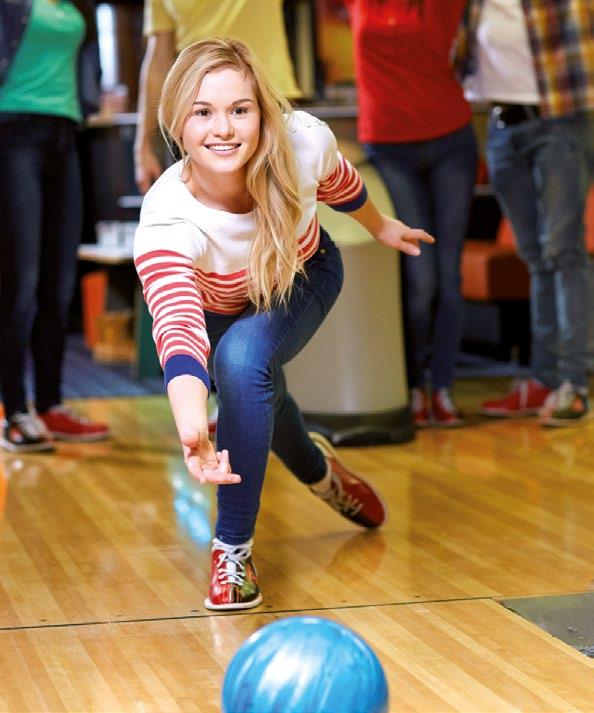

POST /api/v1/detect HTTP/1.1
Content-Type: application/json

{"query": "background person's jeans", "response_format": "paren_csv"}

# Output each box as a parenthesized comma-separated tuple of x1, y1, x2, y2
(0, 114, 83, 417)
(365, 123, 478, 390)
(204, 229, 344, 545)
(486, 112, 591, 390)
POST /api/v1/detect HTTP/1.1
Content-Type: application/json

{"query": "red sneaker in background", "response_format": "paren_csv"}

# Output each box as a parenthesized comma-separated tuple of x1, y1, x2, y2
(208, 405, 218, 440)
(38, 406, 110, 442)
(410, 387, 431, 427)
(432, 389, 464, 427)
(480, 379, 551, 417)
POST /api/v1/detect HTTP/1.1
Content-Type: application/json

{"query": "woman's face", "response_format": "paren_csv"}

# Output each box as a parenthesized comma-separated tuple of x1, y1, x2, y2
(182, 67, 261, 182)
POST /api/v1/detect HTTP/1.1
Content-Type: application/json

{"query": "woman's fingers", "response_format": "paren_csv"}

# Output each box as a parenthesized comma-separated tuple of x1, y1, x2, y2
(401, 242, 421, 256)
(217, 449, 231, 472)
(377, 217, 435, 256)
(185, 453, 209, 483)
(186, 456, 242, 484)
(201, 467, 242, 485)
(403, 228, 435, 244)
(203, 448, 240, 483)
(185, 445, 241, 485)
(398, 228, 435, 256)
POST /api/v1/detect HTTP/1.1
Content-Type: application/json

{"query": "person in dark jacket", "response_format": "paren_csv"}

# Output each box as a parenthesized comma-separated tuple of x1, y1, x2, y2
(0, 0, 109, 451)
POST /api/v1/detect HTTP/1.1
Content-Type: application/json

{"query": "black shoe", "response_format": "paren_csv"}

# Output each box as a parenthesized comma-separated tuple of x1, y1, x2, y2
(1, 413, 55, 453)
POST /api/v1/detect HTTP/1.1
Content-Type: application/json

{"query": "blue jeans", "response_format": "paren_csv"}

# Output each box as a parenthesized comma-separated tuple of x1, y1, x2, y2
(0, 114, 83, 417)
(486, 112, 591, 389)
(365, 123, 478, 390)
(204, 229, 343, 544)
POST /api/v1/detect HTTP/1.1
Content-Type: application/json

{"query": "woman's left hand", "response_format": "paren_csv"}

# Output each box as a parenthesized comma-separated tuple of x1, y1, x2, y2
(375, 215, 435, 256)
(182, 434, 242, 485)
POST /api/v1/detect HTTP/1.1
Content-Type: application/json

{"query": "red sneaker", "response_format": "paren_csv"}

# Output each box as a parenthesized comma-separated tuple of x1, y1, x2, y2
(204, 539, 262, 611)
(410, 388, 431, 427)
(309, 431, 386, 529)
(38, 406, 110, 442)
(432, 389, 464, 427)
(480, 379, 551, 417)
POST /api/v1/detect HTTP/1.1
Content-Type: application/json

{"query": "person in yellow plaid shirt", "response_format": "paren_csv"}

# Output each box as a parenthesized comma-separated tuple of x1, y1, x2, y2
(454, 0, 593, 427)
(134, 0, 301, 194)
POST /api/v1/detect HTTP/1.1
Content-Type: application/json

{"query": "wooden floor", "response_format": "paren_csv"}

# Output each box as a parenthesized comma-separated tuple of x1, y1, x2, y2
(1, 377, 593, 712)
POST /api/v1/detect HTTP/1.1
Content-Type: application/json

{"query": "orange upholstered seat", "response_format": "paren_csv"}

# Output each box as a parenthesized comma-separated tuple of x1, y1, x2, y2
(461, 218, 529, 301)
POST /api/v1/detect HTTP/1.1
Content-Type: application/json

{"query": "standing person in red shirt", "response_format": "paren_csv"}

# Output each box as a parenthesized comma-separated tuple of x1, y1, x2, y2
(347, 0, 478, 427)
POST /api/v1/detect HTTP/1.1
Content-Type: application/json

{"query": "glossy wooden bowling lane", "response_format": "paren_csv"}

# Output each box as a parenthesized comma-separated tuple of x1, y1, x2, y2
(3, 394, 594, 627)
(0, 600, 593, 712)
(1, 378, 594, 710)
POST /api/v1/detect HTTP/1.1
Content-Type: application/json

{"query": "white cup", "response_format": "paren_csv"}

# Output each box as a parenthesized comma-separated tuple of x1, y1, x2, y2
(95, 221, 120, 247)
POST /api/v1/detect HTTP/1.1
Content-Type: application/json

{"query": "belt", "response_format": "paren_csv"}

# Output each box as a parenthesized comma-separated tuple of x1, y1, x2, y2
(490, 103, 540, 127)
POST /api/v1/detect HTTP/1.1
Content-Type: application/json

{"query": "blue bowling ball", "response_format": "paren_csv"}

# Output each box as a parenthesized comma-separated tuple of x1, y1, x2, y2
(222, 615, 389, 713)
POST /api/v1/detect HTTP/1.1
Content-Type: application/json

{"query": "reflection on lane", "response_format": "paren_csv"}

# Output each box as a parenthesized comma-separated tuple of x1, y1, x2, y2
(0, 457, 46, 520)
(169, 463, 213, 545)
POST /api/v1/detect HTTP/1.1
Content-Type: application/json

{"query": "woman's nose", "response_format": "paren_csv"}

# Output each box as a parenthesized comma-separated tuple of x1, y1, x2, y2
(212, 113, 233, 138)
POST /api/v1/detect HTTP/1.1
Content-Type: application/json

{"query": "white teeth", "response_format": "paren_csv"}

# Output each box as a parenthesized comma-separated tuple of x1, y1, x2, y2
(208, 145, 239, 152)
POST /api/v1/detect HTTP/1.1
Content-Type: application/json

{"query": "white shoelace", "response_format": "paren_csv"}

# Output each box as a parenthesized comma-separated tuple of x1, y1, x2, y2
(545, 381, 578, 411)
(10, 413, 48, 439)
(434, 389, 456, 413)
(320, 474, 362, 517)
(212, 539, 253, 586)
(509, 379, 546, 408)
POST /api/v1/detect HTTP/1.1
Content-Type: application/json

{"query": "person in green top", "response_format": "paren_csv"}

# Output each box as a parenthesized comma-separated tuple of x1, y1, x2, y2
(0, 0, 110, 452)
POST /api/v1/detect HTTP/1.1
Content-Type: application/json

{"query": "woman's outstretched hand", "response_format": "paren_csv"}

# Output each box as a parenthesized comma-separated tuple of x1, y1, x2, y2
(375, 215, 435, 255)
(347, 200, 435, 255)
(167, 374, 241, 486)
(180, 430, 242, 485)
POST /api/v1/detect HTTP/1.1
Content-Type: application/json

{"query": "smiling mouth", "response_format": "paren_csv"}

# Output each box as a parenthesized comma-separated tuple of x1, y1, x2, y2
(206, 144, 241, 152)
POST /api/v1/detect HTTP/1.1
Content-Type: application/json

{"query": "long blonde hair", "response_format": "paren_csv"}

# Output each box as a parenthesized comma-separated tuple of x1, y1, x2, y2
(158, 37, 303, 310)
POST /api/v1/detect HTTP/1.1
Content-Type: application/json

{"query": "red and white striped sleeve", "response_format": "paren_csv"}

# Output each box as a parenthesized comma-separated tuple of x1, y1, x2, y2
(317, 150, 368, 212)
(288, 111, 368, 212)
(133, 222, 211, 391)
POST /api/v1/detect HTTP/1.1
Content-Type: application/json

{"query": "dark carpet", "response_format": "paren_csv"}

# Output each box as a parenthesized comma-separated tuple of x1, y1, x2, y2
(58, 334, 526, 400)
(62, 334, 163, 399)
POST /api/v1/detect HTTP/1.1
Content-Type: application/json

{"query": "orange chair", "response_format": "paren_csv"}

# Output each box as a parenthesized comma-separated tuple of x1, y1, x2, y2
(81, 270, 108, 349)
(461, 217, 529, 302)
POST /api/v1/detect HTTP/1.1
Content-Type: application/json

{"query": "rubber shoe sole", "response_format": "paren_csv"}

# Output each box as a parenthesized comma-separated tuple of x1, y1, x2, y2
(541, 412, 590, 428)
(0, 437, 55, 453)
(48, 430, 110, 442)
(203, 592, 263, 611)
(480, 406, 541, 418)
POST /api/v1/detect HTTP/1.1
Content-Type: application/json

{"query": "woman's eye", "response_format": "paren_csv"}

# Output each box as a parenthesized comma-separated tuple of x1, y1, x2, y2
(193, 108, 210, 117)
(233, 106, 248, 115)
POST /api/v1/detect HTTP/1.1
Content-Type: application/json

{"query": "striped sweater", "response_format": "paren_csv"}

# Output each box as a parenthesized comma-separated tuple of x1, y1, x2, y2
(133, 110, 368, 391)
